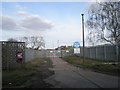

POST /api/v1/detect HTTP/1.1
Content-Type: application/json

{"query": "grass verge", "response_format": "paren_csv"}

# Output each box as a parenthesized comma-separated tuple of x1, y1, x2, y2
(62, 56, 120, 76)
(2, 58, 50, 87)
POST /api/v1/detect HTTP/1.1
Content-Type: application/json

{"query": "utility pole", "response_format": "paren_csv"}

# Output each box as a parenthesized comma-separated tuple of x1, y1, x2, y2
(81, 14, 85, 63)
(52, 42, 55, 58)
(58, 40, 59, 48)
(61, 48, 62, 58)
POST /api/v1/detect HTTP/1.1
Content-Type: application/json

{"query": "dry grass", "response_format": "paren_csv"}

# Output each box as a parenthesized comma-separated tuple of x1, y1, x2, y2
(2, 58, 50, 87)
(62, 56, 120, 75)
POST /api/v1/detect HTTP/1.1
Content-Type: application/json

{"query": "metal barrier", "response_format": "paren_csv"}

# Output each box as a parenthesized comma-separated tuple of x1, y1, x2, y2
(1, 41, 25, 70)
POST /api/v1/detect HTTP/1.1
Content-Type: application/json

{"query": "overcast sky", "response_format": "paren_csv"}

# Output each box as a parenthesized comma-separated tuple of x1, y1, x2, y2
(0, 1, 94, 49)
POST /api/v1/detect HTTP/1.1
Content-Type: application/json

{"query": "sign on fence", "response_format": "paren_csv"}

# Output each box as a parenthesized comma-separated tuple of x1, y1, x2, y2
(73, 42, 80, 48)
(73, 42, 80, 54)
(74, 48, 80, 54)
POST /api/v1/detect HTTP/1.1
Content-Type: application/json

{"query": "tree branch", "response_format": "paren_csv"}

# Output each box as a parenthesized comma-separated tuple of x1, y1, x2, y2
(101, 37, 115, 45)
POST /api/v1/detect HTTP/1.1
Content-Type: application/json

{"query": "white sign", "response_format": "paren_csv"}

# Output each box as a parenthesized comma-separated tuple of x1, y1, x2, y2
(66, 50, 69, 53)
(74, 48, 80, 54)
(50, 51, 53, 53)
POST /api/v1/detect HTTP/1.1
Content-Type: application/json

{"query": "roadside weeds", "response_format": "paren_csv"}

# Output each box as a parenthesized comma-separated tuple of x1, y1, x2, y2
(2, 58, 54, 88)
(62, 56, 120, 76)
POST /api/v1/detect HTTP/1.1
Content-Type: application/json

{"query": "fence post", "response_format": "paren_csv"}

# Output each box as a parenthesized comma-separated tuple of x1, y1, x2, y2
(6, 42, 9, 70)
(116, 45, 118, 62)
(95, 46, 97, 60)
(118, 45, 120, 62)
(104, 45, 106, 61)
(90, 47, 91, 59)
(0, 42, 1, 90)
(23, 43, 25, 68)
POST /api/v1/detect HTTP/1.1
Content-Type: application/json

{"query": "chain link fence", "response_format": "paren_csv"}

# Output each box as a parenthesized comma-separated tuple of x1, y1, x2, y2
(1, 41, 25, 70)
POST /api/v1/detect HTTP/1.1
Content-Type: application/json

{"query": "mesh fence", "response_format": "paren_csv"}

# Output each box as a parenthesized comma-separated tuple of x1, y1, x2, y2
(1, 41, 25, 70)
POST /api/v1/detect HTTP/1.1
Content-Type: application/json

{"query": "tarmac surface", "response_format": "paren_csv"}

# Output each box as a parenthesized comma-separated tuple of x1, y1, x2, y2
(45, 57, 119, 88)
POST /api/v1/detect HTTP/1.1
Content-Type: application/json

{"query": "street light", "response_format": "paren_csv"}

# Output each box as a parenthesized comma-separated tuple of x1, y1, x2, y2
(81, 14, 85, 63)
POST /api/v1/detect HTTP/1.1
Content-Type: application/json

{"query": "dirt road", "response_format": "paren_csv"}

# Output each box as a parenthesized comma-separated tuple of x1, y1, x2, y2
(45, 57, 119, 88)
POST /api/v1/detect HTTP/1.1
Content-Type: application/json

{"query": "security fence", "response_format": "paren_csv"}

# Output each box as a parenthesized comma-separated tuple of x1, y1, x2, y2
(1, 41, 25, 70)
(1, 41, 119, 70)
(45, 49, 74, 58)
(1, 41, 48, 70)
(48, 44, 119, 62)
(78, 45, 120, 61)
(26, 45, 119, 62)
(25, 49, 47, 62)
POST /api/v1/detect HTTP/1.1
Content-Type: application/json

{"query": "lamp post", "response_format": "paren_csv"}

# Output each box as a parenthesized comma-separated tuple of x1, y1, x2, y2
(81, 14, 85, 63)
(58, 40, 59, 48)
(61, 46, 62, 58)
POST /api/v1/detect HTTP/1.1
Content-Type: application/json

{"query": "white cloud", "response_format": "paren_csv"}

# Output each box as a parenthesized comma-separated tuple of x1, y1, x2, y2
(0, 15, 18, 30)
(1, 14, 54, 32)
(15, 4, 27, 11)
(17, 11, 28, 16)
(21, 15, 54, 31)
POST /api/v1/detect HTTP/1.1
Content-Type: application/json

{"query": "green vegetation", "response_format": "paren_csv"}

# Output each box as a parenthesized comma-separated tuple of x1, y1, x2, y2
(62, 56, 120, 75)
(2, 58, 50, 87)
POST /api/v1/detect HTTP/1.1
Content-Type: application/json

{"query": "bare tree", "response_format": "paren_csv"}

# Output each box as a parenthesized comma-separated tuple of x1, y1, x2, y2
(34, 36, 45, 49)
(19, 36, 45, 49)
(86, 2, 120, 45)
(30, 36, 37, 49)
(19, 37, 29, 47)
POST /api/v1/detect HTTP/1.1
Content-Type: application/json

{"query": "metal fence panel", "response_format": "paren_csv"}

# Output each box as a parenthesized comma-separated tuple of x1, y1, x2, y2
(25, 49, 35, 62)
(85, 47, 89, 58)
(25, 49, 47, 62)
(105, 45, 117, 61)
(1, 42, 25, 70)
(73, 45, 119, 61)
(90, 47, 96, 59)
(96, 46, 104, 60)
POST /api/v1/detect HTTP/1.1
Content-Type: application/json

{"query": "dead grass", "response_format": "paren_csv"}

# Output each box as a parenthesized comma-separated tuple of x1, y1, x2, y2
(62, 56, 120, 75)
(2, 58, 50, 87)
